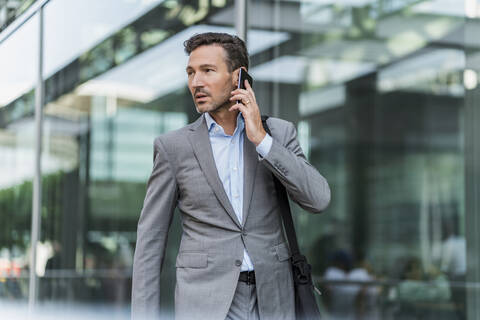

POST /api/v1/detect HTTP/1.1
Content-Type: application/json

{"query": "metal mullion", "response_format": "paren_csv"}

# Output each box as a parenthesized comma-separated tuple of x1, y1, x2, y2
(465, 12, 480, 320)
(28, 4, 44, 315)
(0, 0, 50, 45)
(235, 0, 247, 42)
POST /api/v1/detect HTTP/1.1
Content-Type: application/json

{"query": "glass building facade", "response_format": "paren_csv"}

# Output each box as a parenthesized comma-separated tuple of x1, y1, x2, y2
(1, 0, 480, 319)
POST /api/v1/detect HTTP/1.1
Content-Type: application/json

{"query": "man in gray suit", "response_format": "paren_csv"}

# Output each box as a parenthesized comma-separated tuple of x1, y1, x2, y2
(132, 33, 330, 320)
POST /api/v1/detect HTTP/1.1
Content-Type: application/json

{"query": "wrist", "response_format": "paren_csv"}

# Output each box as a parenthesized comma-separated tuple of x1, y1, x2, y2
(253, 131, 267, 146)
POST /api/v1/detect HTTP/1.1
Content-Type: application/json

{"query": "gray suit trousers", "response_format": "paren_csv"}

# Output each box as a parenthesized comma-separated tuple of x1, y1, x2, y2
(225, 281, 260, 320)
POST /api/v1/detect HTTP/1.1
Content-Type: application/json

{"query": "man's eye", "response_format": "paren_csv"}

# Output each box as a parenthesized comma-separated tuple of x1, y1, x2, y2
(206, 69, 213, 72)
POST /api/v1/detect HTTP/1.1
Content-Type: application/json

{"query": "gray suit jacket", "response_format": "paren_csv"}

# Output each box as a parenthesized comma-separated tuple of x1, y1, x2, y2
(132, 114, 330, 320)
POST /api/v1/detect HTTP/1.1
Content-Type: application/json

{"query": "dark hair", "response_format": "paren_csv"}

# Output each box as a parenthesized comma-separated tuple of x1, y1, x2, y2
(184, 32, 249, 72)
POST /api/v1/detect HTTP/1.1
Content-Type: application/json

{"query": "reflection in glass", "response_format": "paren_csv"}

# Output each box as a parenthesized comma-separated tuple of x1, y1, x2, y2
(0, 0, 36, 32)
(42, 0, 165, 79)
(1, 0, 479, 319)
(35, 0, 235, 317)
(248, 0, 468, 319)
(0, 13, 39, 304)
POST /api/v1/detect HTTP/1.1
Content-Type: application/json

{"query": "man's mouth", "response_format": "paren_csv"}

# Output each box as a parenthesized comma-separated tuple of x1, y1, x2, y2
(195, 93, 209, 102)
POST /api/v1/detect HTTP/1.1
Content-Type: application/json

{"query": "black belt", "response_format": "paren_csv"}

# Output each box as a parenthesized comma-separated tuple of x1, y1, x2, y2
(239, 271, 256, 285)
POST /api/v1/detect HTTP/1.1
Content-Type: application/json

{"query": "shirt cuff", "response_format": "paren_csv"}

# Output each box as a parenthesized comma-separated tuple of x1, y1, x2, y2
(256, 133, 273, 158)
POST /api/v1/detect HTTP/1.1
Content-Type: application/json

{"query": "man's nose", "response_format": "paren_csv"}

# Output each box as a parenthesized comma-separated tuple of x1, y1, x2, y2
(191, 73, 204, 87)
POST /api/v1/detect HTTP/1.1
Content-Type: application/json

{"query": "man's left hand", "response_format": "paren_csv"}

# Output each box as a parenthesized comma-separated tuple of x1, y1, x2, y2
(229, 80, 266, 146)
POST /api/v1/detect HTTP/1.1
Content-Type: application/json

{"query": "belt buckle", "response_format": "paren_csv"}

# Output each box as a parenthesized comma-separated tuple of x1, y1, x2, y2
(247, 271, 254, 285)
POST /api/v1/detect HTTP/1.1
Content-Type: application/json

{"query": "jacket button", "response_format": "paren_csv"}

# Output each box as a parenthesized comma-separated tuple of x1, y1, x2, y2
(235, 260, 242, 266)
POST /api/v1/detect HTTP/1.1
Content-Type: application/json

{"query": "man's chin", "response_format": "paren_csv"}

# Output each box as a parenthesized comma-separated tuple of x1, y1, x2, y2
(195, 102, 222, 114)
(195, 103, 210, 114)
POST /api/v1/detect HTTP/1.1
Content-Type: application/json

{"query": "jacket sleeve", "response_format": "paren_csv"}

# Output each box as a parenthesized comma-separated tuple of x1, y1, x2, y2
(132, 137, 178, 320)
(261, 119, 330, 213)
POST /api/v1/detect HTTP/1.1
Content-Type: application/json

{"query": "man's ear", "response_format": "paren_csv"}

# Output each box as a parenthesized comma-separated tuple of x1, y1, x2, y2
(233, 68, 241, 87)
(233, 67, 248, 87)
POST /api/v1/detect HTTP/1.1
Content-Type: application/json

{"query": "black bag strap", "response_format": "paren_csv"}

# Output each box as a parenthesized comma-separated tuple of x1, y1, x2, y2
(261, 115, 301, 257)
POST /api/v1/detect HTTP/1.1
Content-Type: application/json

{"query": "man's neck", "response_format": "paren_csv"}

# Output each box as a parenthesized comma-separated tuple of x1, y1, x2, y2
(208, 106, 239, 136)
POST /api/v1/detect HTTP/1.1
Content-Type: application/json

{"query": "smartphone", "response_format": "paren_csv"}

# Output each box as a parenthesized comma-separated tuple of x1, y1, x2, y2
(238, 68, 253, 90)
(237, 68, 253, 104)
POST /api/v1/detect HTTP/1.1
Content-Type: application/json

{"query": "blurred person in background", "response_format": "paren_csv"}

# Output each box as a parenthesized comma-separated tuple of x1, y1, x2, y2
(322, 250, 380, 320)
(349, 253, 381, 320)
(322, 250, 353, 320)
(393, 256, 451, 319)
(439, 214, 466, 320)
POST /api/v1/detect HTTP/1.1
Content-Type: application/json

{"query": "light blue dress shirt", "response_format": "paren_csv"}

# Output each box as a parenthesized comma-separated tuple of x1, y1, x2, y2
(204, 112, 272, 271)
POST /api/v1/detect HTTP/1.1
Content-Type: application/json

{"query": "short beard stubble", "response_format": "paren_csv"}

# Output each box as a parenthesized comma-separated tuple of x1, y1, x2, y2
(194, 76, 236, 115)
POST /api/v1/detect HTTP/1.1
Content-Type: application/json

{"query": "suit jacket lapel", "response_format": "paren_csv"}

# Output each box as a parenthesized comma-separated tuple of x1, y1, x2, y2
(242, 136, 259, 225)
(188, 115, 242, 228)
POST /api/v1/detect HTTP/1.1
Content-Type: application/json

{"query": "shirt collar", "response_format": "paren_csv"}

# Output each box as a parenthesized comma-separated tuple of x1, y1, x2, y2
(204, 112, 217, 132)
(204, 112, 244, 135)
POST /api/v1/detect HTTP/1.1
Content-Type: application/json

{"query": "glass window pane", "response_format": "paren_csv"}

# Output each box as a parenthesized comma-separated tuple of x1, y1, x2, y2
(39, 0, 234, 317)
(465, 4, 480, 318)
(42, 0, 165, 79)
(0, 0, 36, 32)
(0, 14, 38, 107)
(0, 12, 38, 308)
(3, 0, 479, 318)
(248, 0, 468, 319)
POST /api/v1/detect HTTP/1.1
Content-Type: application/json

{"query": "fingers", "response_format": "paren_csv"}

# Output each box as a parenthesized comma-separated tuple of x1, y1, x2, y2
(231, 81, 256, 104)
(230, 81, 259, 117)
(244, 79, 251, 90)
(229, 102, 248, 113)
(229, 94, 252, 105)
(230, 81, 265, 146)
(231, 88, 249, 97)
(244, 80, 256, 103)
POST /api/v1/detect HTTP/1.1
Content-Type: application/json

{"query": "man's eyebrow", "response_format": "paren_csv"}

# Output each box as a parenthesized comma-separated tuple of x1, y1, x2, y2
(186, 64, 217, 72)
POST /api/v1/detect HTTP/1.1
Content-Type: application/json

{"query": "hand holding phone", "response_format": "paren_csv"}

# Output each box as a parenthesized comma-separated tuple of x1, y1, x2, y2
(237, 69, 253, 104)
(229, 68, 265, 146)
